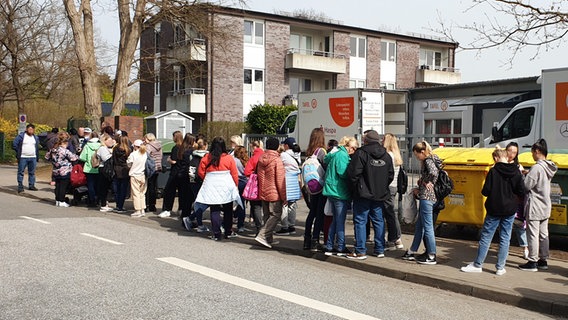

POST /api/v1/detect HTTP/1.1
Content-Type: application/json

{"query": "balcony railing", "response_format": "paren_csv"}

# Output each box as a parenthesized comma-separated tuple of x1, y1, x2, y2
(167, 39, 207, 62)
(286, 48, 345, 59)
(166, 88, 206, 113)
(285, 48, 346, 74)
(418, 65, 460, 73)
(416, 66, 461, 85)
(168, 38, 206, 49)
(168, 88, 206, 96)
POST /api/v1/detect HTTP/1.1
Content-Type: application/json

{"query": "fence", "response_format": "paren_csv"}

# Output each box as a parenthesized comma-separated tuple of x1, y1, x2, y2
(242, 133, 289, 155)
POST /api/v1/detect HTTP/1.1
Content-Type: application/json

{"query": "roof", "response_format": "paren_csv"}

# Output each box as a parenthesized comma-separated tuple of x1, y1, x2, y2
(144, 110, 195, 120)
(450, 93, 527, 106)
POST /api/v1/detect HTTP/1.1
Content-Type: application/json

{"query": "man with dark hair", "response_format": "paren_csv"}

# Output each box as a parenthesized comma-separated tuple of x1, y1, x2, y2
(12, 124, 40, 193)
(346, 130, 394, 260)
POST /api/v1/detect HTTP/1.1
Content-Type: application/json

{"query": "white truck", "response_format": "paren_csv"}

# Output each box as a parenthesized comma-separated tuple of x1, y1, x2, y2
(277, 89, 385, 151)
(484, 67, 568, 150)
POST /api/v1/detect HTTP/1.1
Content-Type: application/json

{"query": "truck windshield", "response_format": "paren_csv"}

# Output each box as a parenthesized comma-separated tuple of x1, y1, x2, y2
(282, 114, 297, 134)
(496, 107, 535, 142)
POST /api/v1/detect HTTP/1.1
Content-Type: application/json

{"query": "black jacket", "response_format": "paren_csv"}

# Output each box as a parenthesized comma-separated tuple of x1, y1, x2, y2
(481, 162, 525, 216)
(347, 142, 394, 202)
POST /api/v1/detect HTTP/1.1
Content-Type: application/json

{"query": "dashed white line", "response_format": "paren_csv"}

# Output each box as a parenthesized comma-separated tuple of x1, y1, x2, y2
(80, 233, 123, 245)
(157, 257, 381, 320)
(19, 216, 51, 224)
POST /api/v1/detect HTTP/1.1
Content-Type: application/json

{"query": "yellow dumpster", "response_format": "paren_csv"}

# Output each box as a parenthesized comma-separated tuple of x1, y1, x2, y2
(433, 148, 495, 226)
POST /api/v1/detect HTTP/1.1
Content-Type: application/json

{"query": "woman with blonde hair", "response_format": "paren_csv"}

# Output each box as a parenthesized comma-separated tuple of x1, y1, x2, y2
(402, 141, 439, 265)
(303, 127, 327, 251)
(383, 133, 404, 250)
(127, 139, 148, 217)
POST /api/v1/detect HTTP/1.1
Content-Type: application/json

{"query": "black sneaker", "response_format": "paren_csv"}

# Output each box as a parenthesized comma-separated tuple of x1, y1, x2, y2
(288, 226, 296, 235)
(28, 186, 38, 191)
(17, 187, 24, 193)
(537, 259, 548, 270)
(336, 248, 352, 257)
(416, 253, 437, 265)
(275, 228, 290, 236)
(519, 261, 538, 272)
(147, 205, 157, 212)
(401, 250, 416, 261)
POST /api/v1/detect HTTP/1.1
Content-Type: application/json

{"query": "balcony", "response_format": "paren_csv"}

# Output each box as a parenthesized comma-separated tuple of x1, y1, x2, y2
(167, 38, 206, 62)
(166, 88, 206, 114)
(416, 65, 461, 85)
(285, 48, 346, 74)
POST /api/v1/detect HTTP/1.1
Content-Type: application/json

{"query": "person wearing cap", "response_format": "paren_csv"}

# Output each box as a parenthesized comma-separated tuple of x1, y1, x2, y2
(127, 139, 148, 217)
(79, 131, 101, 207)
(275, 137, 301, 236)
(346, 130, 393, 260)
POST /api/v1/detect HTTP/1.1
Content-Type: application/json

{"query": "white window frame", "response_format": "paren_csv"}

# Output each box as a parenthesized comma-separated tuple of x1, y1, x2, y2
(380, 82, 395, 90)
(290, 33, 313, 55)
(244, 68, 264, 92)
(420, 48, 443, 70)
(350, 36, 366, 58)
(381, 41, 396, 62)
(349, 79, 366, 89)
(244, 20, 264, 45)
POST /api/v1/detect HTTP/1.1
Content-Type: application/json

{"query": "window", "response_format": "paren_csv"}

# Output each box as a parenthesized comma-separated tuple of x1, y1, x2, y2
(154, 75, 160, 96)
(244, 68, 264, 92)
(289, 77, 312, 95)
(173, 66, 185, 93)
(497, 107, 535, 142)
(424, 119, 462, 145)
(244, 20, 263, 45)
(349, 79, 366, 88)
(380, 82, 395, 90)
(381, 41, 396, 62)
(174, 24, 185, 44)
(350, 36, 366, 58)
(290, 34, 312, 54)
(420, 49, 443, 70)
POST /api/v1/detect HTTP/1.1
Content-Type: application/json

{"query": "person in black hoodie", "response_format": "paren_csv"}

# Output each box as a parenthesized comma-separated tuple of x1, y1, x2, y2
(460, 147, 525, 276)
(346, 130, 394, 260)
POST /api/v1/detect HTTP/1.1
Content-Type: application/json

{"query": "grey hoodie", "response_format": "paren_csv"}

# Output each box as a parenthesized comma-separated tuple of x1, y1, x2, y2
(524, 159, 558, 220)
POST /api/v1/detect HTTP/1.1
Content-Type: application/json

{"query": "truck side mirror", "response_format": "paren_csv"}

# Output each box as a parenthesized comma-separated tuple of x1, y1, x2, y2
(492, 126, 502, 143)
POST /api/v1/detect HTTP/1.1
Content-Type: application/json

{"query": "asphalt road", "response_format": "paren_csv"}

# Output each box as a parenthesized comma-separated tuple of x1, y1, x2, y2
(0, 192, 555, 320)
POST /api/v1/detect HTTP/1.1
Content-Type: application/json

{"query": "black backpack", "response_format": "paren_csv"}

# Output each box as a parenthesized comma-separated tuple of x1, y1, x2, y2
(397, 165, 408, 196)
(432, 158, 453, 201)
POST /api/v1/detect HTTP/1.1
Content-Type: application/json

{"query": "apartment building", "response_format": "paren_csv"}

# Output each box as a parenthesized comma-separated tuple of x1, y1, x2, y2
(139, 6, 460, 131)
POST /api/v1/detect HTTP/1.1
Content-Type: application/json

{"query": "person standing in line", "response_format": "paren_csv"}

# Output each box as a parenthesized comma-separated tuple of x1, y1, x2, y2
(346, 130, 393, 260)
(144, 133, 163, 213)
(506, 142, 529, 259)
(461, 147, 525, 275)
(159, 131, 183, 218)
(183, 138, 209, 232)
(402, 141, 439, 265)
(232, 145, 249, 233)
(97, 134, 116, 212)
(13, 124, 40, 193)
(303, 128, 327, 251)
(127, 139, 148, 217)
(255, 138, 287, 248)
(177, 134, 196, 220)
(79, 131, 100, 207)
(194, 137, 241, 240)
(45, 132, 78, 207)
(323, 136, 358, 256)
(519, 139, 557, 271)
(244, 140, 264, 233)
(383, 133, 404, 251)
(228, 135, 243, 156)
(112, 136, 131, 213)
(275, 137, 302, 236)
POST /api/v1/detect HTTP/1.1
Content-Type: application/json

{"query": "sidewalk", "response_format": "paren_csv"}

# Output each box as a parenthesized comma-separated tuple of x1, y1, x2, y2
(1, 164, 567, 316)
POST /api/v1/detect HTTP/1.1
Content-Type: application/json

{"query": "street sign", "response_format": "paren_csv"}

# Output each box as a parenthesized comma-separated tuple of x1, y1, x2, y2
(18, 114, 26, 133)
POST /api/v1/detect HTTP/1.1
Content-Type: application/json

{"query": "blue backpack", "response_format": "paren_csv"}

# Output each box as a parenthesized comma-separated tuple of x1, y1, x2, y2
(301, 148, 325, 195)
(145, 156, 156, 178)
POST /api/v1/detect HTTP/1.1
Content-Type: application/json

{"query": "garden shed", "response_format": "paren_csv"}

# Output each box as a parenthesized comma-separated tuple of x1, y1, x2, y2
(145, 110, 194, 140)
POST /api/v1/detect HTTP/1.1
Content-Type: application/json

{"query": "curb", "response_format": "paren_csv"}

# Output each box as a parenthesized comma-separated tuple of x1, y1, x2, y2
(0, 186, 566, 316)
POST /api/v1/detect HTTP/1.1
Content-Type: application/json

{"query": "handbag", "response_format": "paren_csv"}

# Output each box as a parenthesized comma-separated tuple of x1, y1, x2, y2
(70, 163, 87, 187)
(242, 173, 259, 201)
(401, 192, 418, 224)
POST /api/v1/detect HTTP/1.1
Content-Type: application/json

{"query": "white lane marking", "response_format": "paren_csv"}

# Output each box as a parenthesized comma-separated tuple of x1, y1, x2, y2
(19, 216, 51, 225)
(157, 257, 381, 320)
(80, 233, 123, 245)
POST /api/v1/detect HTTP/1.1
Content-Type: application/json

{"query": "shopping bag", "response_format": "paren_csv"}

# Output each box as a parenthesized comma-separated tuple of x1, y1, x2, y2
(285, 172, 301, 201)
(242, 173, 259, 201)
(401, 192, 418, 224)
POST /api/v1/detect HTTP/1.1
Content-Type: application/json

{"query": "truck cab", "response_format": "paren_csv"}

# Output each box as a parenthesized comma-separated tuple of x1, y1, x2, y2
(277, 111, 298, 139)
(484, 99, 542, 149)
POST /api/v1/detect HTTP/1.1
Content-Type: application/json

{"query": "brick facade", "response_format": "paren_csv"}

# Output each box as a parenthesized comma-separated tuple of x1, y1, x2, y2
(333, 31, 350, 89)
(366, 36, 381, 89)
(396, 41, 419, 89)
(210, 14, 244, 121)
(264, 21, 290, 105)
(103, 116, 144, 141)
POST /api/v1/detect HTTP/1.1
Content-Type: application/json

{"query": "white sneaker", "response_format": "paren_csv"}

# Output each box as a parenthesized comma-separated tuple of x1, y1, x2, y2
(59, 201, 70, 208)
(99, 206, 113, 212)
(460, 263, 482, 273)
(255, 236, 272, 249)
(496, 268, 507, 276)
(131, 211, 145, 217)
(158, 210, 171, 218)
(55, 201, 60, 207)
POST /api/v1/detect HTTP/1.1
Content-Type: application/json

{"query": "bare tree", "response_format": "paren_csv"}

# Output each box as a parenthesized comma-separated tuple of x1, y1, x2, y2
(436, 0, 568, 64)
(63, 0, 102, 129)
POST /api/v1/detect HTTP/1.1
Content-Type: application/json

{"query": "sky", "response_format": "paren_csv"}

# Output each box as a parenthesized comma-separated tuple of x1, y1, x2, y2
(95, 0, 567, 83)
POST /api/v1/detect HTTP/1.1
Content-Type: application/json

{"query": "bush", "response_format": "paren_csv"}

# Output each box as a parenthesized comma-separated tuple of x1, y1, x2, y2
(246, 103, 297, 134)
(198, 121, 249, 143)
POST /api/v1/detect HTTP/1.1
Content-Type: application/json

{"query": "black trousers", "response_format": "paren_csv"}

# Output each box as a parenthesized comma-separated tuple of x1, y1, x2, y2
(145, 172, 159, 208)
(97, 174, 112, 207)
(55, 178, 70, 202)
(162, 173, 189, 213)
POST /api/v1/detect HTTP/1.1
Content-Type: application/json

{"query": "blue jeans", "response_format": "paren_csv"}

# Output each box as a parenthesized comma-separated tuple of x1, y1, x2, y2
(326, 198, 349, 251)
(85, 173, 98, 204)
(115, 178, 129, 210)
(17, 157, 37, 189)
(513, 220, 528, 247)
(353, 198, 385, 255)
(193, 202, 209, 226)
(410, 200, 436, 255)
(474, 214, 515, 270)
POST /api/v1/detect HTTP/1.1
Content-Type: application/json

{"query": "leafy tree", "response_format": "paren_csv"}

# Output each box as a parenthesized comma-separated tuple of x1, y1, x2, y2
(246, 103, 296, 134)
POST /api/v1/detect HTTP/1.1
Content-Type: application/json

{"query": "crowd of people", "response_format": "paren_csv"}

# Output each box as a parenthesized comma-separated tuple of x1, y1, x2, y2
(20, 123, 556, 272)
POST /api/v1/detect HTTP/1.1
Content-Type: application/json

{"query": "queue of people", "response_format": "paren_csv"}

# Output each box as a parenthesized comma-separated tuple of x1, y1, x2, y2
(38, 123, 557, 272)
